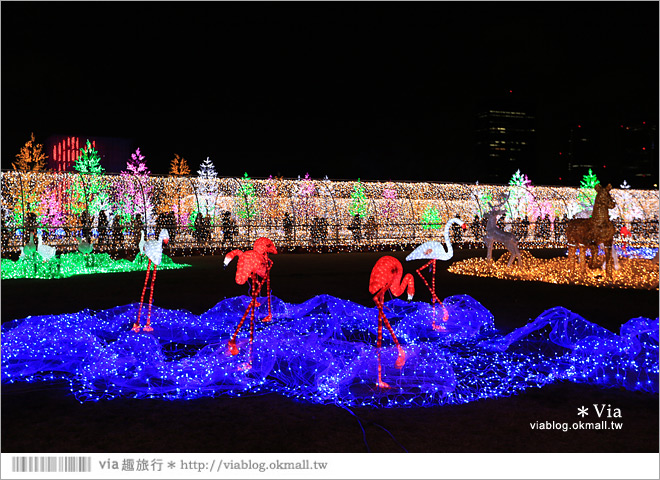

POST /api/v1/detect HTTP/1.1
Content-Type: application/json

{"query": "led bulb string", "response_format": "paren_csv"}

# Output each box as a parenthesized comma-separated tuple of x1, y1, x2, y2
(1, 294, 657, 406)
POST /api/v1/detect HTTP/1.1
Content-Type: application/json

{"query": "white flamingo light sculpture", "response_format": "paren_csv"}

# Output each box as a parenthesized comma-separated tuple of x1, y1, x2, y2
(36, 233, 57, 262)
(133, 229, 169, 333)
(76, 236, 94, 254)
(138, 230, 146, 256)
(19, 233, 36, 259)
(406, 218, 466, 330)
(76, 235, 94, 267)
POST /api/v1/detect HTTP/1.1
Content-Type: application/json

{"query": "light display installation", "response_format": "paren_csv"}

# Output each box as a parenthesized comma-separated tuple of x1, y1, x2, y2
(448, 250, 659, 290)
(406, 218, 467, 330)
(2, 293, 657, 406)
(1, 171, 658, 254)
(224, 237, 277, 365)
(1, 251, 189, 280)
(133, 229, 170, 333)
(369, 256, 415, 388)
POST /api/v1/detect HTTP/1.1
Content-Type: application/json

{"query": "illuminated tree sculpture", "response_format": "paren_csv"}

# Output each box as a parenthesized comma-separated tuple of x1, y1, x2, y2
(197, 157, 218, 216)
(476, 189, 494, 217)
(169, 153, 191, 176)
(348, 179, 368, 218)
(294, 173, 317, 224)
(37, 187, 65, 229)
(506, 169, 532, 220)
(69, 140, 109, 217)
(13, 133, 48, 172)
(578, 168, 600, 208)
(421, 205, 442, 230)
(9, 134, 49, 229)
(116, 148, 153, 223)
(235, 172, 258, 220)
(162, 154, 192, 225)
(264, 175, 282, 225)
(380, 183, 400, 223)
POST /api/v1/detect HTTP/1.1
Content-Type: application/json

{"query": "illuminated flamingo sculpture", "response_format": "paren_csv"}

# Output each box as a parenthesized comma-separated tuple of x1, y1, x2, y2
(36, 233, 57, 262)
(224, 237, 277, 366)
(369, 255, 415, 389)
(406, 218, 466, 330)
(19, 233, 36, 259)
(132, 229, 169, 333)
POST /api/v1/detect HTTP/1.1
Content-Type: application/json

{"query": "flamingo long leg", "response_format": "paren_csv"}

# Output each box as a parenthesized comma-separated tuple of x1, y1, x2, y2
(381, 314, 406, 368)
(374, 294, 405, 388)
(228, 301, 254, 355)
(228, 274, 265, 357)
(375, 297, 387, 388)
(133, 259, 152, 332)
(143, 264, 157, 332)
(263, 261, 273, 322)
(246, 287, 257, 370)
(415, 260, 448, 330)
(416, 260, 439, 303)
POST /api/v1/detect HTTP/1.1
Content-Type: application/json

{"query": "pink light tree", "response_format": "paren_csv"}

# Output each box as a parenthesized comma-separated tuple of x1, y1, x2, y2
(115, 148, 153, 223)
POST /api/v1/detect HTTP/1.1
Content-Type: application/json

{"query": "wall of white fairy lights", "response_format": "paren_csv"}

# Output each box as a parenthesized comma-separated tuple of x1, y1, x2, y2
(2, 170, 658, 254)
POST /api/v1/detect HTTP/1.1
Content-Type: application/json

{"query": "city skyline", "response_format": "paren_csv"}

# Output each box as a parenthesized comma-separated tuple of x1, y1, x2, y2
(2, 2, 658, 187)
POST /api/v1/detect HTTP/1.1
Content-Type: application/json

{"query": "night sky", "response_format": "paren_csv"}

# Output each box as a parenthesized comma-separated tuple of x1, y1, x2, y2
(2, 2, 658, 184)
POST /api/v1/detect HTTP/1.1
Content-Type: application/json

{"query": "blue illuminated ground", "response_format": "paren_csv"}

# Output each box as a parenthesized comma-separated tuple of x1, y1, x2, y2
(2, 293, 657, 406)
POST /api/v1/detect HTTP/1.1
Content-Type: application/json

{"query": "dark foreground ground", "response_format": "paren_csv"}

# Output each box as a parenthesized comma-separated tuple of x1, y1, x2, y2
(1, 248, 658, 453)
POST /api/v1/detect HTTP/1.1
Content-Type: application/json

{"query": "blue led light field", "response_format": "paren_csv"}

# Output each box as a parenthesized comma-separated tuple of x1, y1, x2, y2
(2, 294, 657, 406)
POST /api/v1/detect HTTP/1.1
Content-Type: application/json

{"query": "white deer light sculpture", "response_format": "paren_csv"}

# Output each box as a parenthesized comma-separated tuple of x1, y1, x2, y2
(483, 193, 523, 267)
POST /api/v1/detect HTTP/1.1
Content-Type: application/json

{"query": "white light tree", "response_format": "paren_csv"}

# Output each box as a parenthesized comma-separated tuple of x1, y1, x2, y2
(197, 157, 218, 216)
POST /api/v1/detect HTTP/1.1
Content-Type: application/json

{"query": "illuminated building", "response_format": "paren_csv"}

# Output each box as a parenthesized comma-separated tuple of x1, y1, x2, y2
(563, 121, 658, 188)
(565, 123, 598, 182)
(618, 121, 658, 188)
(474, 98, 536, 184)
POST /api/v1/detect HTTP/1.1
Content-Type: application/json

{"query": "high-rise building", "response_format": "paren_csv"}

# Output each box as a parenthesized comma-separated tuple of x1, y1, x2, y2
(474, 100, 536, 184)
(562, 121, 658, 188)
(46, 135, 133, 173)
(565, 123, 598, 181)
(617, 121, 657, 188)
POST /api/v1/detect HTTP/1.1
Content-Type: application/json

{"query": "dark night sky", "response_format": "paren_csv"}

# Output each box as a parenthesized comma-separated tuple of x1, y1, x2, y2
(2, 1, 658, 184)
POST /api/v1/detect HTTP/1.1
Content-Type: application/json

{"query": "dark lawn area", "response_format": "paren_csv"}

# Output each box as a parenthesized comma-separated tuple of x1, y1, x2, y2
(1, 248, 658, 453)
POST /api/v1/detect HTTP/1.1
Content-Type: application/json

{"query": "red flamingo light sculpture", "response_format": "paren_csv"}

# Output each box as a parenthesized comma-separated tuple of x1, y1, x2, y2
(133, 229, 169, 333)
(224, 237, 277, 366)
(369, 255, 415, 389)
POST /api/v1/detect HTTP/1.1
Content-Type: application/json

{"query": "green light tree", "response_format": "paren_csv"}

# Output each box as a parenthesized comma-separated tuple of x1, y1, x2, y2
(578, 168, 600, 208)
(235, 172, 257, 219)
(68, 140, 109, 217)
(421, 205, 442, 230)
(348, 179, 368, 218)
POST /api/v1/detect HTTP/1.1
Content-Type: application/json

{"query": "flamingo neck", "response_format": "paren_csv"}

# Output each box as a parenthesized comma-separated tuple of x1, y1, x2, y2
(442, 220, 457, 255)
(390, 273, 414, 298)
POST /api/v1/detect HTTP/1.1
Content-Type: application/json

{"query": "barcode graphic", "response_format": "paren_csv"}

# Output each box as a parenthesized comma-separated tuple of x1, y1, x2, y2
(11, 456, 92, 473)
